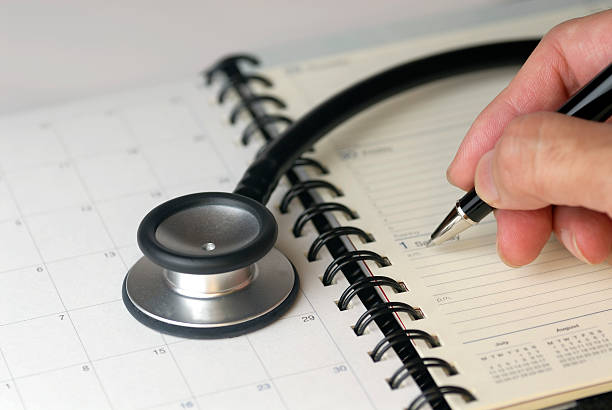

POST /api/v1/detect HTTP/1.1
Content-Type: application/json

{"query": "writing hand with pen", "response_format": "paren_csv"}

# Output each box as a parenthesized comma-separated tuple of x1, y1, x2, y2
(445, 10, 612, 267)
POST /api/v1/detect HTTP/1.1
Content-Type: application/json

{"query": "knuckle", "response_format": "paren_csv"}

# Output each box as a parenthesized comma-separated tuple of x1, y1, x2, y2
(544, 16, 579, 42)
(496, 115, 546, 197)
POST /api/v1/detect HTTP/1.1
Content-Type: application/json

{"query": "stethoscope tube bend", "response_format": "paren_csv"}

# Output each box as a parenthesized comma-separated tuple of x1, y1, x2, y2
(123, 38, 540, 338)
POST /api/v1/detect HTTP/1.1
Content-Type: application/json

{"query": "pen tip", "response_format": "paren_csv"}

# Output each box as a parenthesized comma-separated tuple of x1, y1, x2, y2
(425, 239, 433, 248)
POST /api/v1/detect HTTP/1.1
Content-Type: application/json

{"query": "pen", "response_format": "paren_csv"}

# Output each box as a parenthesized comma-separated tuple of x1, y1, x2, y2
(428, 62, 612, 247)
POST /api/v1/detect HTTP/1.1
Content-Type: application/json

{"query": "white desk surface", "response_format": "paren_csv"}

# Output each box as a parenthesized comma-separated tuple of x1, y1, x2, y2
(0, 0, 594, 115)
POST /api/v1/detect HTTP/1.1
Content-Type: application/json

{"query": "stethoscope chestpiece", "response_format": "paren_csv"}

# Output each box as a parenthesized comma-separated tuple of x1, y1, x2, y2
(122, 192, 299, 338)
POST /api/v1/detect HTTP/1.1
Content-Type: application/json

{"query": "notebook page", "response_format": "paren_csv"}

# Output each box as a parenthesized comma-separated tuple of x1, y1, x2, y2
(270, 2, 612, 408)
(0, 75, 421, 409)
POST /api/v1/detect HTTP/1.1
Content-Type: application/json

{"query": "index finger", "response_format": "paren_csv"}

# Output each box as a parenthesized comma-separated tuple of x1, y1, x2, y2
(446, 9, 612, 191)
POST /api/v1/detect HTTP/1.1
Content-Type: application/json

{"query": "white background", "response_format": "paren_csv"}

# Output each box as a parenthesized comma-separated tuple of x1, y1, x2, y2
(0, 0, 505, 114)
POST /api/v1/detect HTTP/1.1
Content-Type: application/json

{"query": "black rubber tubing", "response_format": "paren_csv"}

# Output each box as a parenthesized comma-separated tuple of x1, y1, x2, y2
(233, 39, 540, 204)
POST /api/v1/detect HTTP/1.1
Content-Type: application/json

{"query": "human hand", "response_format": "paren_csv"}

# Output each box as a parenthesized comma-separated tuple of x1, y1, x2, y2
(446, 10, 612, 267)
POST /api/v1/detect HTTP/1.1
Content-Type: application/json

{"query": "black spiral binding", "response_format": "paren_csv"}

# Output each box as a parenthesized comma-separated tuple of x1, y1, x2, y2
(370, 329, 440, 362)
(280, 180, 343, 213)
(337, 275, 404, 310)
(242, 115, 293, 145)
(229, 95, 286, 124)
(292, 158, 329, 175)
(292, 202, 358, 237)
(205, 53, 475, 410)
(409, 386, 476, 410)
(322, 250, 390, 286)
(389, 357, 456, 390)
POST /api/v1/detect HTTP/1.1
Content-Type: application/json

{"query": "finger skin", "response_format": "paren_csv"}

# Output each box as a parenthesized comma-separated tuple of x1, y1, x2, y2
(495, 208, 552, 267)
(474, 113, 612, 217)
(553, 206, 612, 264)
(447, 9, 612, 190)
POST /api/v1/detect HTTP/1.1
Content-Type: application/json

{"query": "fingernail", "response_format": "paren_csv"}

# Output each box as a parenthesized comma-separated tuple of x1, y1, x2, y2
(559, 229, 591, 264)
(474, 151, 499, 205)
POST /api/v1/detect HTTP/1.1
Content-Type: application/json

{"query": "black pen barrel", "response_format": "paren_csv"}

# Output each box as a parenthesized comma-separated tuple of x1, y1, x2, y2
(557, 63, 612, 121)
(458, 188, 493, 222)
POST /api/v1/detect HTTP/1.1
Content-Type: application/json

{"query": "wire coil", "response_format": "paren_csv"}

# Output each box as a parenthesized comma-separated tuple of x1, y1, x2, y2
(389, 358, 457, 390)
(408, 386, 476, 410)
(293, 202, 358, 237)
(280, 180, 343, 213)
(205, 51, 475, 409)
(370, 329, 440, 362)
(308, 226, 373, 262)
(322, 250, 390, 286)
(337, 275, 404, 310)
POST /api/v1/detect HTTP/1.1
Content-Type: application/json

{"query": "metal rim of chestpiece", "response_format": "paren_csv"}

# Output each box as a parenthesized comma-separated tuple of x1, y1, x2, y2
(122, 192, 299, 338)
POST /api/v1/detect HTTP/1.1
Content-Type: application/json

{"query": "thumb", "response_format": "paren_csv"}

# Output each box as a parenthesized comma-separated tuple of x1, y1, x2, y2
(474, 112, 612, 215)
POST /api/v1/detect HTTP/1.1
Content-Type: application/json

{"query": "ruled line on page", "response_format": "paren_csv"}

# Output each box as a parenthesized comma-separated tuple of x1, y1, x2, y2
(458, 296, 612, 335)
(444, 276, 612, 314)
(435, 266, 611, 305)
(450, 287, 612, 325)
(462, 309, 612, 344)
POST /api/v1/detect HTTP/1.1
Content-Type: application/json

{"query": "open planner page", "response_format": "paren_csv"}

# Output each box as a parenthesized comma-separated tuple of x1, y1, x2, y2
(0, 75, 421, 408)
(268, 1, 612, 409)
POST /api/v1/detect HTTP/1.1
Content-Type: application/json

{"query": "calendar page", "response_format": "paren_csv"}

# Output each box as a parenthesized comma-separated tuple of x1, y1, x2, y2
(0, 76, 421, 410)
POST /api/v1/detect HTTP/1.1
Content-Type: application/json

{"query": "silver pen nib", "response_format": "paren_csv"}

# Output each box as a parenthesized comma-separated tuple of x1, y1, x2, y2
(428, 203, 477, 246)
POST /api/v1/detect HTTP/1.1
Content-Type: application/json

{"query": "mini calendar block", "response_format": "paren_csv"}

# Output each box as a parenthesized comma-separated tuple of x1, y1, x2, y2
(70, 301, 164, 361)
(0, 315, 87, 378)
(546, 328, 612, 368)
(479, 344, 552, 384)
(17, 364, 110, 410)
(170, 337, 268, 396)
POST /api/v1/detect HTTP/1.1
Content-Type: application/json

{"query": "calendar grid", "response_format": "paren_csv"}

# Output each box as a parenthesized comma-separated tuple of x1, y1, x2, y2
(0, 281, 319, 383)
(0, 348, 26, 409)
(284, 272, 378, 409)
(55, 111, 205, 409)
(0, 82, 416, 410)
(244, 335, 290, 410)
(154, 338, 201, 410)
(182, 96, 239, 184)
(0, 308, 315, 384)
(1, 154, 115, 410)
(114, 111, 173, 200)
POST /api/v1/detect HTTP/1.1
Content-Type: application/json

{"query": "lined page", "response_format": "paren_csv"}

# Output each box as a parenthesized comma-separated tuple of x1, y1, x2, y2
(331, 76, 612, 344)
(318, 68, 612, 410)
(275, 3, 612, 407)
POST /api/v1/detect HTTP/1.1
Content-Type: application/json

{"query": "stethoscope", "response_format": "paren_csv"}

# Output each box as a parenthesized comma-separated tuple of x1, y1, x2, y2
(122, 39, 539, 338)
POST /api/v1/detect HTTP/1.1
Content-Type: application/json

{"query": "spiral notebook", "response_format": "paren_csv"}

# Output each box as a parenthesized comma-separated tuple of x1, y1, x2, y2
(1, 2, 611, 410)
